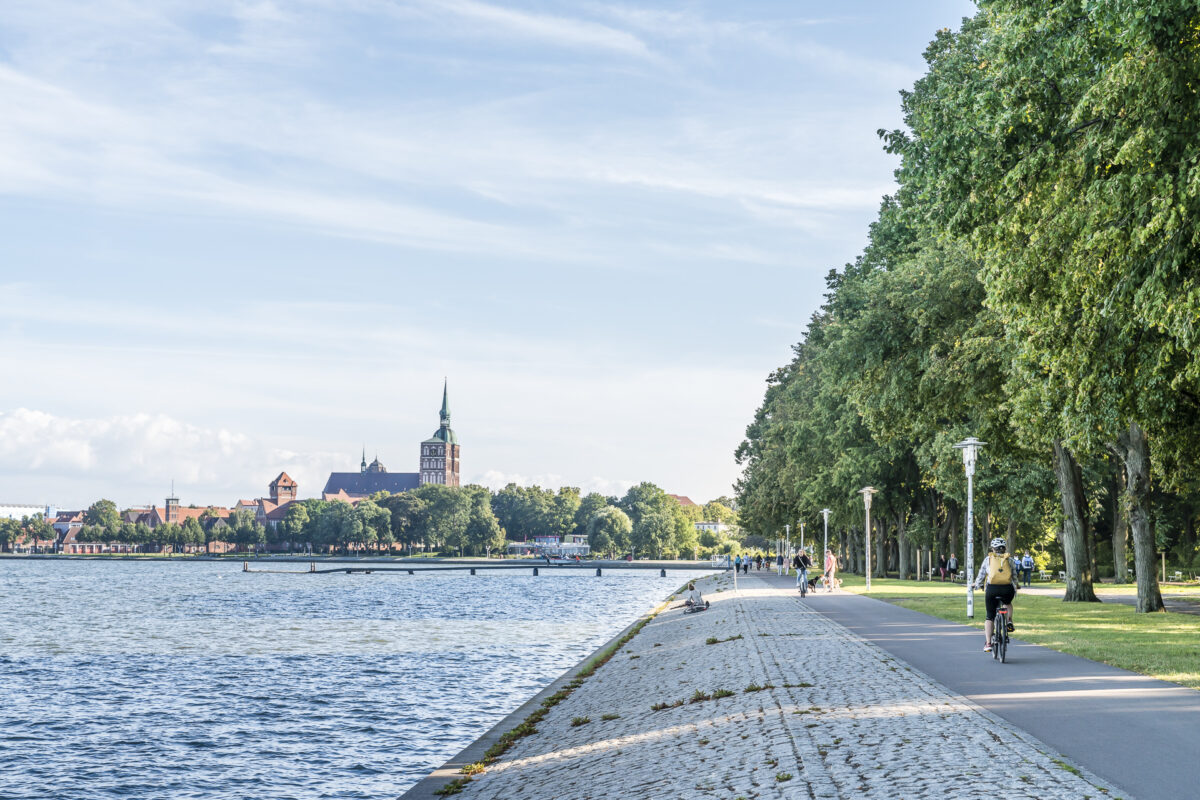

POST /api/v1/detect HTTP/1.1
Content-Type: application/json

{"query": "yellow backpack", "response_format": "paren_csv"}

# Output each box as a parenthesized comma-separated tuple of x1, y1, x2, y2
(986, 553, 1012, 584)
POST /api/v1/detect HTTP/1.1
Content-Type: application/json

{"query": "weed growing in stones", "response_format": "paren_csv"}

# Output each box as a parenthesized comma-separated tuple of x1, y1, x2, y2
(570, 716, 590, 727)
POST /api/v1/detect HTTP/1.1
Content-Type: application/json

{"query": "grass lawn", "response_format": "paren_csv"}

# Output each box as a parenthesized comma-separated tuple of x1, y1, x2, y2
(840, 575, 1200, 691)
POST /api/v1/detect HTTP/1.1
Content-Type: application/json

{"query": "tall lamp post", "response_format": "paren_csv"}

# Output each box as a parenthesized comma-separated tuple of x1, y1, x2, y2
(799, 521, 806, 555)
(784, 524, 790, 577)
(859, 487, 878, 591)
(821, 508, 831, 573)
(953, 437, 986, 619)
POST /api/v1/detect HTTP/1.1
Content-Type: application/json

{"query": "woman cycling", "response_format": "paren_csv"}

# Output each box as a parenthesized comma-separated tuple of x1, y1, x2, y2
(972, 537, 1020, 652)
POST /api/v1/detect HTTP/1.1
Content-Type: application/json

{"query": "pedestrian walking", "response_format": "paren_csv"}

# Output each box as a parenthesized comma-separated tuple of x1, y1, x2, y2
(1021, 551, 1034, 587)
(938, 553, 948, 582)
(776, 551, 785, 576)
(947, 553, 959, 582)
(824, 549, 838, 591)
(735, 554, 742, 573)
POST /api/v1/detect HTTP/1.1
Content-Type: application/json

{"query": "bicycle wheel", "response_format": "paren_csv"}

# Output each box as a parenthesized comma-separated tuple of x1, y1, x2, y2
(998, 617, 1008, 663)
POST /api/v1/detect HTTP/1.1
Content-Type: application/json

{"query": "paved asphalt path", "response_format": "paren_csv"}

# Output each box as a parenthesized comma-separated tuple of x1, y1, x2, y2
(764, 574, 1200, 800)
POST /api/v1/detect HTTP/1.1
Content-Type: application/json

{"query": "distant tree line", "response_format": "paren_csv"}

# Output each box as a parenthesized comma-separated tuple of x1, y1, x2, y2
(736, 1, 1200, 611)
(17, 483, 746, 560)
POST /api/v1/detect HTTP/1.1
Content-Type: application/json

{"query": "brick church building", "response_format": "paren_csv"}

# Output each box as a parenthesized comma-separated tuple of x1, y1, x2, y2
(322, 382, 461, 500)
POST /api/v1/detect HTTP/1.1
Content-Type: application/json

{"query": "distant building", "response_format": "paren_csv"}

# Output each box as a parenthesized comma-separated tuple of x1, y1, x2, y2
(321, 453, 419, 500)
(668, 494, 698, 507)
(236, 471, 301, 529)
(419, 382, 461, 487)
(323, 382, 461, 499)
(0, 504, 54, 521)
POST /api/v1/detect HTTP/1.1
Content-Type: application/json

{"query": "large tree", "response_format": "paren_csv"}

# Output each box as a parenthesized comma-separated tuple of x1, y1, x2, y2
(587, 506, 632, 558)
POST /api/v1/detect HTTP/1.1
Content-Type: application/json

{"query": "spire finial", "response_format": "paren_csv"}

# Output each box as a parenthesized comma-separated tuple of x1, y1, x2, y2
(440, 378, 450, 425)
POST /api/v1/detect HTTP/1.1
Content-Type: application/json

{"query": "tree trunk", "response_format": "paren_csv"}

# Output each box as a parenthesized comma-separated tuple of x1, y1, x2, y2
(896, 512, 910, 580)
(873, 518, 886, 578)
(1111, 454, 1129, 583)
(947, 499, 959, 561)
(1052, 440, 1100, 602)
(1117, 422, 1164, 612)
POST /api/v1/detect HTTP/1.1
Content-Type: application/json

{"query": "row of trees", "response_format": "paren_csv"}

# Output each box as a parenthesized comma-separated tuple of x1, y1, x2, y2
(736, 0, 1200, 612)
(33, 484, 742, 559)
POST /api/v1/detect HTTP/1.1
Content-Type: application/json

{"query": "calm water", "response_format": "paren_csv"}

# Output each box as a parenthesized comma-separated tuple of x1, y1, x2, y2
(0, 559, 709, 799)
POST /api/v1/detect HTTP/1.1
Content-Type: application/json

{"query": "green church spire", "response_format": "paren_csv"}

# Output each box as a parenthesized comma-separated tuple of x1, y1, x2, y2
(440, 379, 451, 426)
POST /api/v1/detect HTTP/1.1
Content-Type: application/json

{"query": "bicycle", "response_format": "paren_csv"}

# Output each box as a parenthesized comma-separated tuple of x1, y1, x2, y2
(992, 601, 1011, 663)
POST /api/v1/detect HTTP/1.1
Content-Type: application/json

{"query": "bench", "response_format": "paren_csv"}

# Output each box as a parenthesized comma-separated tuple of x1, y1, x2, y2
(1039, 570, 1050, 582)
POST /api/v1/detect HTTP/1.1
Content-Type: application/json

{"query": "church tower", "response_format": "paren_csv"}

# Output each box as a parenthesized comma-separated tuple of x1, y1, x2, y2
(269, 472, 298, 503)
(419, 381, 461, 486)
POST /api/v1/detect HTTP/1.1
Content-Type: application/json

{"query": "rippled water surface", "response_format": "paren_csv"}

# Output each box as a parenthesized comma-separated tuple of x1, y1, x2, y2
(0, 559, 709, 799)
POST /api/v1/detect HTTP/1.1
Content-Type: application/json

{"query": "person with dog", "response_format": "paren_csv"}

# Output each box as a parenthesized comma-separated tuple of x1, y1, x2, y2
(795, 548, 813, 592)
(823, 549, 838, 591)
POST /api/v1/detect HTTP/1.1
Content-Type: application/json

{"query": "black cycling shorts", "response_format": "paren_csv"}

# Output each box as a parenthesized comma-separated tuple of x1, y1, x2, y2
(984, 583, 1016, 621)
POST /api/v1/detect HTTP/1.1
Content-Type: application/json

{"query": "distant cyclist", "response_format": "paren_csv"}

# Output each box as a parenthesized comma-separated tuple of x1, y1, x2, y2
(972, 538, 1020, 653)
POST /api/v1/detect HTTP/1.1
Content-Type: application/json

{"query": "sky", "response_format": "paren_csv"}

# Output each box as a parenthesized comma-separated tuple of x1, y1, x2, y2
(0, 0, 977, 511)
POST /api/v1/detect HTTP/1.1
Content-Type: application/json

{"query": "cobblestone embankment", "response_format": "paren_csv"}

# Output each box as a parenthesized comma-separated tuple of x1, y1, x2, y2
(415, 574, 1124, 800)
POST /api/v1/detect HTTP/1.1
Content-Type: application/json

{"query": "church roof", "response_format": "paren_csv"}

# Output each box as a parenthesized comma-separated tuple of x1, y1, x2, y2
(426, 379, 458, 444)
(322, 471, 419, 498)
(423, 428, 458, 445)
(270, 472, 296, 487)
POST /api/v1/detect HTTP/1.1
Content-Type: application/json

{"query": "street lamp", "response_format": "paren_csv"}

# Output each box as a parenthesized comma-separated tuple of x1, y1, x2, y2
(953, 437, 986, 619)
(859, 487, 878, 591)
(821, 508, 831, 575)
(784, 524, 790, 577)
(799, 521, 806, 554)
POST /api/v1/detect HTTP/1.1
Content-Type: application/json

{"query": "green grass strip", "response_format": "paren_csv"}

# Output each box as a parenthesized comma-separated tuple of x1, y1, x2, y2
(841, 575, 1200, 690)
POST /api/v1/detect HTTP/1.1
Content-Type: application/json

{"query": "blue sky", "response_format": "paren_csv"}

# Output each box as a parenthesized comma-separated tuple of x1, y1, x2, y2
(0, 0, 976, 510)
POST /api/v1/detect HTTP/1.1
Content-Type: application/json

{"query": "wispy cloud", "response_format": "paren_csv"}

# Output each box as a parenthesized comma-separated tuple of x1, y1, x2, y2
(415, 0, 657, 60)
(0, 407, 345, 507)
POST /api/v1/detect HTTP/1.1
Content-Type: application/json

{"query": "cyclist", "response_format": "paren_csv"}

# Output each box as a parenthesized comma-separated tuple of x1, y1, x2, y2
(972, 537, 1020, 652)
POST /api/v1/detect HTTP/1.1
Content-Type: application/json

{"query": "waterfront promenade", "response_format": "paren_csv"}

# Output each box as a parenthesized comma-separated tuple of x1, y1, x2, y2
(405, 573, 1153, 800)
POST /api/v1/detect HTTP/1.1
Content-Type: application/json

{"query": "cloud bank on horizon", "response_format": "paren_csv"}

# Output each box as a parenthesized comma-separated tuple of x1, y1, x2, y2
(0, 0, 976, 509)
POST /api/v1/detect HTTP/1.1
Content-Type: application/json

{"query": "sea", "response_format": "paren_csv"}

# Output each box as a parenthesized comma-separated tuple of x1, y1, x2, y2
(0, 558, 711, 799)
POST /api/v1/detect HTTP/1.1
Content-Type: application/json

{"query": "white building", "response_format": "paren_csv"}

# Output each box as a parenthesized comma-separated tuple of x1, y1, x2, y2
(0, 504, 54, 521)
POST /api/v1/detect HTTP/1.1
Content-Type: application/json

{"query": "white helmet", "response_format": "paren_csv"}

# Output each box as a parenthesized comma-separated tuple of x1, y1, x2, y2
(989, 538, 1007, 551)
